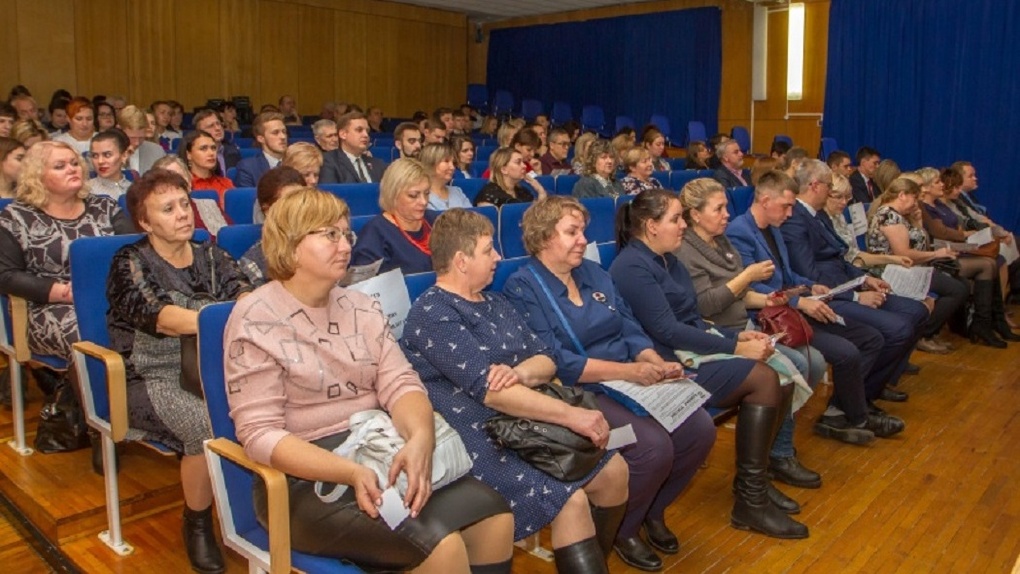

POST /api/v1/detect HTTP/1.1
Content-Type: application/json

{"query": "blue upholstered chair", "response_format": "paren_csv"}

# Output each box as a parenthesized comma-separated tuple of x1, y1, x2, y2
(224, 187, 257, 225)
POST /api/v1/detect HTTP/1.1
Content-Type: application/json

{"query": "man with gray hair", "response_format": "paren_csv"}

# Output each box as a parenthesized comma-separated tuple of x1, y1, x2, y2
(712, 139, 750, 187)
(312, 119, 338, 152)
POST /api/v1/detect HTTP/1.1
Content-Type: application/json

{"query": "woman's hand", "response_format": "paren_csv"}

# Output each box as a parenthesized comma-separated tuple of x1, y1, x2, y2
(622, 362, 663, 386)
(527, 174, 548, 199)
(48, 281, 73, 304)
(487, 364, 520, 392)
(565, 406, 611, 448)
(347, 463, 385, 519)
(934, 246, 957, 259)
(765, 293, 789, 306)
(797, 298, 838, 323)
(737, 330, 770, 342)
(810, 284, 830, 296)
(890, 255, 914, 268)
(742, 261, 775, 282)
(388, 435, 434, 517)
(734, 338, 773, 361)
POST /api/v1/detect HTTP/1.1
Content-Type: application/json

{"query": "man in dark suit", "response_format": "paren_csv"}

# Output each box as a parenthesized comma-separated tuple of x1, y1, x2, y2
(319, 111, 387, 184)
(712, 139, 751, 188)
(725, 170, 893, 445)
(848, 146, 880, 204)
(235, 111, 287, 187)
(781, 160, 928, 407)
(193, 109, 240, 174)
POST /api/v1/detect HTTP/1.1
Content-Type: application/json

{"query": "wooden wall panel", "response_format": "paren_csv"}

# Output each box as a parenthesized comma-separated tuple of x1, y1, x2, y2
(16, 0, 77, 101)
(174, 0, 223, 109)
(0, 0, 20, 92)
(333, 12, 369, 110)
(257, 2, 303, 110)
(72, 0, 129, 99)
(219, 0, 260, 101)
(125, 0, 176, 108)
(297, 5, 336, 116)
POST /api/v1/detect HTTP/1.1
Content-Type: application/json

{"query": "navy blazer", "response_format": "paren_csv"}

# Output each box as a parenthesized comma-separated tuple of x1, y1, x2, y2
(780, 201, 864, 288)
(725, 211, 814, 308)
(221, 141, 242, 170)
(234, 153, 272, 187)
(319, 149, 387, 184)
(713, 166, 751, 189)
(849, 171, 875, 204)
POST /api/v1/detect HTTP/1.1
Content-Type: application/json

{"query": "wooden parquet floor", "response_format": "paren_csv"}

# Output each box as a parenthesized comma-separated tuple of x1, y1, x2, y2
(1, 328, 1019, 573)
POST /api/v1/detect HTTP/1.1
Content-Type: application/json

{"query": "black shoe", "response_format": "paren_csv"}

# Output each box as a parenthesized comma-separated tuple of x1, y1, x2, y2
(589, 503, 626, 558)
(865, 413, 905, 438)
(879, 387, 908, 402)
(554, 537, 608, 574)
(642, 519, 679, 554)
(614, 536, 662, 572)
(769, 455, 822, 489)
(867, 401, 887, 416)
(813, 415, 876, 445)
(903, 363, 921, 375)
(970, 327, 1007, 348)
(766, 483, 801, 514)
(182, 506, 226, 574)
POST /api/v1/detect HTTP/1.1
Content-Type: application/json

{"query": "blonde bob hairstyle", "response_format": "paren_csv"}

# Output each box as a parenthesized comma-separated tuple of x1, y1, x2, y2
(262, 187, 351, 281)
(430, 208, 495, 276)
(621, 146, 651, 173)
(678, 178, 726, 225)
(282, 142, 324, 175)
(16, 141, 90, 208)
(379, 158, 430, 212)
(521, 195, 590, 256)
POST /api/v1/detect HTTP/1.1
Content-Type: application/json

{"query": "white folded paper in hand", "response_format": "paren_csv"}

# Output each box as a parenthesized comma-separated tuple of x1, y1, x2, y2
(343, 259, 383, 286)
(1001, 234, 1019, 265)
(848, 203, 868, 236)
(379, 486, 411, 529)
(881, 265, 933, 301)
(807, 276, 866, 301)
(600, 379, 710, 432)
(966, 227, 994, 245)
(606, 424, 637, 450)
(348, 268, 412, 338)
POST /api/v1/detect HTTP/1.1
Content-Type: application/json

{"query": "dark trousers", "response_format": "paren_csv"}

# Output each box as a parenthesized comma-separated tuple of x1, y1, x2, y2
(921, 271, 970, 338)
(806, 318, 883, 423)
(595, 396, 716, 539)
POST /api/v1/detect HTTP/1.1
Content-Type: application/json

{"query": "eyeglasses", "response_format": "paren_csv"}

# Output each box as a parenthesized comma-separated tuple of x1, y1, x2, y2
(310, 226, 354, 245)
(828, 191, 851, 201)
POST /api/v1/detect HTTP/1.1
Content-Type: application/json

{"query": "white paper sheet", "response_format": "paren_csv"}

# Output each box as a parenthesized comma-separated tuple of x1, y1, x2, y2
(342, 259, 383, 286)
(379, 487, 410, 529)
(881, 264, 934, 301)
(848, 203, 868, 236)
(606, 424, 637, 450)
(348, 268, 412, 339)
(600, 379, 710, 432)
(583, 241, 601, 264)
(932, 239, 977, 253)
(966, 227, 994, 245)
(807, 276, 866, 301)
(1001, 234, 1019, 265)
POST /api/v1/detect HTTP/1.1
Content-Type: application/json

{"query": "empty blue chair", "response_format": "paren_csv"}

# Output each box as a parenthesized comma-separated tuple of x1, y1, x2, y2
(227, 167, 238, 184)
(687, 121, 707, 146)
(489, 257, 529, 292)
(319, 183, 381, 216)
(671, 170, 701, 191)
(520, 99, 544, 121)
(217, 224, 262, 260)
(652, 171, 671, 189)
(820, 137, 838, 160)
(197, 303, 363, 574)
(467, 84, 489, 112)
(581, 105, 606, 134)
(649, 115, 672, 141)
(555, 174, 580, 195)
(615, 116, 635, 133)
(369, 146, 395, 162)
(492, 90, 514, 117)
(405, 272, 437, 302)
(529, 175, 555, 195)
(597, 242, 618, 269)
(224, 187, 257, 224)
(580, 197, 615, 243)
(475, 145, 498, 162)
(731, 126, 751, 154)
(773, 134, 793, 147)
(239, 148, 261, 160)
(551, 102, 573, 125)
(498, 203, 531, 259)
(728, 186, 754, 215)
(667, 158, 687, 171)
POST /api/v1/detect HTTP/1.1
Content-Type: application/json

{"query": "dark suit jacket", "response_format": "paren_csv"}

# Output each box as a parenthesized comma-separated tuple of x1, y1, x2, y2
(780, 201, 864, 288)
(234, 153, 272, 187)
(849, 171, 876, 204)
(319, 149, 387, 184)
(221, 141, 241, 170)
(713, 166, 751, 188)
(725, 211, 814, 308)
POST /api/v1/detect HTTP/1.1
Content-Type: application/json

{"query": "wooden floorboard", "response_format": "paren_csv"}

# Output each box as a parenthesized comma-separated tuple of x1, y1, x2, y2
(2, 328, 1019, 572)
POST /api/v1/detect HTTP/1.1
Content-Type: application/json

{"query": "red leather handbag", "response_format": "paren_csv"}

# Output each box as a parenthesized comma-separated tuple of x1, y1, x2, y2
(757, 305, 814, 348)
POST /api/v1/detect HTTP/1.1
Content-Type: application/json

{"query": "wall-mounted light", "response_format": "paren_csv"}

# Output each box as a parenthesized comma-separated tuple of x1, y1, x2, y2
(787, 2, 805, 101)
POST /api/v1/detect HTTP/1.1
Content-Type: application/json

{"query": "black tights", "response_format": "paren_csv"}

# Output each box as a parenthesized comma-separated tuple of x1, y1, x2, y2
(958, 255, 996, 280)
(717, 362, 786, 409)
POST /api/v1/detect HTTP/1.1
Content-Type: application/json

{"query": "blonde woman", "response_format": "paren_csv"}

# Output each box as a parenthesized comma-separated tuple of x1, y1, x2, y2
(282, 142, 324, 187)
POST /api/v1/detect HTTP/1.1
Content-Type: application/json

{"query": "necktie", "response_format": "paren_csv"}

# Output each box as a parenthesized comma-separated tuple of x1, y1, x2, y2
(866, 178, 875, 200)
(355, 157, 368, 183)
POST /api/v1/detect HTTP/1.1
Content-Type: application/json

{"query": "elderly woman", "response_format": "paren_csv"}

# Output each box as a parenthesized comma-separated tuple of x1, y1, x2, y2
(95, 101, 117, 132)
(240, 166, 307, 284)
(419, 143, 471, 211)
(224, 189, 514, 572)
(53, 97, 96, 161)
(642, 127, 671, 173)
(11, 119, 50, 148)
(450, 134, 475, 179)
(0, 137, 25, 196)
(87, 129, 133, 199)
(869, 176, 1005, 347)
(402, 209, 629, 573)
(351, 158, 440, 274)
(475, 148, 547, 207)
(572, 139, 624, 199)
(607, 189, 808, 541)
(179, 130, 234, 206)
(503, 196, 719, 571)
(684, 141, 711, 170)
(107, 169, 251, 574)
(619, 148, 664, 196)
(282, 142, 323, 187)
(572, 132, 598, 176)
(152, 156, 230, 237)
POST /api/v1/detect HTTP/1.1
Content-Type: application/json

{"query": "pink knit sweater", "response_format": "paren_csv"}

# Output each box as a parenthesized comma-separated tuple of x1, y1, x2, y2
(224, 281, 426, 465)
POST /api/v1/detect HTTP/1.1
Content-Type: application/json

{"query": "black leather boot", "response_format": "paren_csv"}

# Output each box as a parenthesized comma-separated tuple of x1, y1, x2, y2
(553, 537, 608, 574)
(589, 503, 626, 559)
(991, 280, 1020, 341)
(730, 404, 809, 539)
(971, 280, 1007, 348)
(182, 506, 225, 574)
(470, 558, 513, 573)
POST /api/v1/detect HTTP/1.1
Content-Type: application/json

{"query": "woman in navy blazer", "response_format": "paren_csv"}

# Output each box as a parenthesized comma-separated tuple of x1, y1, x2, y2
(607, 189, 808, 541)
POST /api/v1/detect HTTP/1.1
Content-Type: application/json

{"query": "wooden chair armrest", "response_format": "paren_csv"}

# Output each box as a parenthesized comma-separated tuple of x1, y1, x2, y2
(205, 437, 292, 574)
(10, 296, 30, 363)
(72, 341, 129, 442)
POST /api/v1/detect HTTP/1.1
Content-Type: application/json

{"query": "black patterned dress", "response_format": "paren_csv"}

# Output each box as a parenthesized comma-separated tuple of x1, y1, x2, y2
(0, 195, 132, 359)
(106, 238, 251, 454)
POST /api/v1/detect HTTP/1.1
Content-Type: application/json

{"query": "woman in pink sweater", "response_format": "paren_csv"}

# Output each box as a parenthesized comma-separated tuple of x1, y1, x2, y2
(224, 188, 514, 573)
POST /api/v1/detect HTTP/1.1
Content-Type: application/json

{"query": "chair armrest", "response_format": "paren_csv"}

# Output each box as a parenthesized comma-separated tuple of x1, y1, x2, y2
(72, 341, 129, 442)
(205, 437, 292, 574)
(10, 296, 30, 363)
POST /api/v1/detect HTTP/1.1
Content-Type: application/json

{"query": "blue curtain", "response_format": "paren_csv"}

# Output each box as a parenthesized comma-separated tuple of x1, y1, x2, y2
(487, 7, 721, 137)
(824, 0, 1020, 230)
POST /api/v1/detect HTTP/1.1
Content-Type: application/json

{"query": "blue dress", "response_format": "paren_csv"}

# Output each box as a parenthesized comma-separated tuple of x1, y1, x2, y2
(401, 287, 611, 541)
(351, 211, 440, 274)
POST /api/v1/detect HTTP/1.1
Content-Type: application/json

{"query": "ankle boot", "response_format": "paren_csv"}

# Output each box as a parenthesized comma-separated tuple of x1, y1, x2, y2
(589, 503, 626, 559)
(182, 506, 225, 574)
(553, 537, 608, 574)
(990, 280, 1020, 341)
(730, 404, 809, 539)
(970, 280, 1007, 348)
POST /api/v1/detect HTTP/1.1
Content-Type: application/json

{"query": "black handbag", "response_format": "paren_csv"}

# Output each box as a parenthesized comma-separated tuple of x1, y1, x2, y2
(484, 384, 606, 482)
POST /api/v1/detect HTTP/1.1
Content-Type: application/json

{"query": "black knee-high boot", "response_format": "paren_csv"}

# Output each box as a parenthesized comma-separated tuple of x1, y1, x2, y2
(765, 390, 802, 515)
(589, 503, 626, 558)
(553, 537, 608, 574)
(970, 280, 1007, 348)
(991, 279, 1020, 341)
(470, 558, 513, 573)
